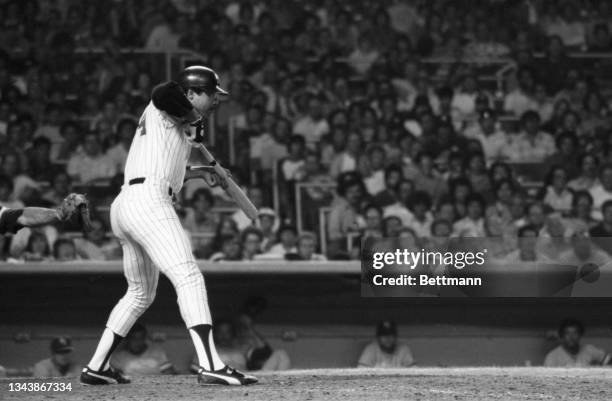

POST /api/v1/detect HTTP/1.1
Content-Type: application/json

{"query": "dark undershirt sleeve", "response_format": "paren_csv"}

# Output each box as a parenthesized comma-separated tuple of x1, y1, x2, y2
(151, 81, 194, 119)
(0, 207, 24, 234)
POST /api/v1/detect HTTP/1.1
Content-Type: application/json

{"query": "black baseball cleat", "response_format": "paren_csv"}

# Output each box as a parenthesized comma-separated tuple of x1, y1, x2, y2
(197, 365, 258, 386)
(80, 366, 131, 385)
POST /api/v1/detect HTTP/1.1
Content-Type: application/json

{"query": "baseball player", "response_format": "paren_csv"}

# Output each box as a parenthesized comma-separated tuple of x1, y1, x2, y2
(0, 194, 89, 235)
(80, 66, 257, 386)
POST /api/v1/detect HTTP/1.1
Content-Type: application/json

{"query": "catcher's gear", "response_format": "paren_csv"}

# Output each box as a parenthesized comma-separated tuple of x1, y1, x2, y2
(57, 193, 92, 231)
(177, 66, 228, 96)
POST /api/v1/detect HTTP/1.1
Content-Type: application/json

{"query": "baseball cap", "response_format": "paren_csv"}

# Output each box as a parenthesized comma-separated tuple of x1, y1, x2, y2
(376, 320, 397, 337)
(51, 336, 74, 354)
(258, 208, 277, 219)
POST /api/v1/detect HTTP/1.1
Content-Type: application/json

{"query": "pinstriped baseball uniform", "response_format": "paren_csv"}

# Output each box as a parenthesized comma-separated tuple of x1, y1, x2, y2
(105, 100, 211, 336)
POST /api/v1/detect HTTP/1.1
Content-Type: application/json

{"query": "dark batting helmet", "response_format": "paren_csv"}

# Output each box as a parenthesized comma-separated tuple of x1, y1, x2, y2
(177, 66, 228, 96)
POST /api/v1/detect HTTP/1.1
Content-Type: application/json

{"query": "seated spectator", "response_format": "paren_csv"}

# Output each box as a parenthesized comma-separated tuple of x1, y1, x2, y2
(256, 208, 278, 252)
(568, 153, 599, 192)
(329, 132, 363, 179)
(559, 230, 609, 269)
(42, 172, 72, 206)
(541, 2, 586, 48)
(383, 179, 415, 225)
(544, 319, 611, 367)
(280, 134, 307, 182)
(451, 73, 480, 122)
(347, 34, 379, 75)
(448, 177, 473, 220)
(54, 121, 81, 163)
(589, 23, 612, 52)
(191, 319, 247, 372)
(264, 224, 298, 258)
(53, 238, 79, 262)
(111, 323, 176, 375)
(327, 173, 366, 256)
(106, 118, 137, 172)
(404, 152, 446, 201)
(297, 151, 336, 230)
(67, 132, 117, 184)
(241, 227, 263, 260)
(73, 218, 121, 260)
(250, 116, 289, 174)
(463, 109, 509, 165)
(285, 231, 326, 261)
(358, 320, 415, 368)
(545, 132, 580, 179)
(590, 200, 612, 256)
(503, 111, 555, 163)
(362, 145, 387, 196)
(406, 191, 435, 239)
(33, 337, 81, 378)
(563, 191, 597, 233)
(504, 225, 552, 263)
(503, 67, 537, 117)
(22, 231, 52, 262)
(1, 152, 40, 204)
(209, 234, 243, 262)
(465, 152, 492, 198)
(372, 164, 403, 207)
(362, 204, 384, 241)
(589, 164, 612, 220)
(28, 137, 64, 183)
(0, 174, 24, 209)
(453, 194, 486, 237)
(183, 188, 219, 255)
(540, 166, 574, 213)
(292, 94, 329, 148)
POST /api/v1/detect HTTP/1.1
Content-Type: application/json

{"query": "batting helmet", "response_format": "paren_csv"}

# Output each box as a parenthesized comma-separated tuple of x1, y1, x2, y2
(177, 66, 228, 96)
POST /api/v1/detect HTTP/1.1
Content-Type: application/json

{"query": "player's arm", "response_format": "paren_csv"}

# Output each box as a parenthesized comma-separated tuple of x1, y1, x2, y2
(151, 81, 201, 123)
(0, 207, 59, 234)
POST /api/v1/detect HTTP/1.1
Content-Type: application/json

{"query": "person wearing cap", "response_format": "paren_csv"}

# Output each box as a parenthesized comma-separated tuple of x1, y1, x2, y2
(501, 110, 555, 163)
(357, 320, 415, 368)
(257, 207, 279, 252)
(463, 108, 509, 166)
(32, 336, 81, 378)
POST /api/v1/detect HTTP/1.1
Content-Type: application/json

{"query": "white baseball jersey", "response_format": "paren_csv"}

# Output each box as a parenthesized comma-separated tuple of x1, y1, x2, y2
(123, 101, 192, 194)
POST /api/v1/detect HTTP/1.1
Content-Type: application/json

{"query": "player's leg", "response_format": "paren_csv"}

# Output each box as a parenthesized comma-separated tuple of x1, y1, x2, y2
(130, 203, 256, 385)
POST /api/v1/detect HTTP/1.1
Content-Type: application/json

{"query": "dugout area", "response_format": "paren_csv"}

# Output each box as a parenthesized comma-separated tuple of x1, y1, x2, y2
(2, 262, 612, 372)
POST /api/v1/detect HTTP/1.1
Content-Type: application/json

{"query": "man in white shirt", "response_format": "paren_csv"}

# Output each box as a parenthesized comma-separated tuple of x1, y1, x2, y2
(544, 319, 610, 366)
(292, 95, 329, 149)
(463, 109, 509, 165)
(502, 111, 555, 163)
(67, 133, 117, 183)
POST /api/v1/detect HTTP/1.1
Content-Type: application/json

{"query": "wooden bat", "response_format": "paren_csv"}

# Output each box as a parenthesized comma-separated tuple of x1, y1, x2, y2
(191, 143, 259, 220)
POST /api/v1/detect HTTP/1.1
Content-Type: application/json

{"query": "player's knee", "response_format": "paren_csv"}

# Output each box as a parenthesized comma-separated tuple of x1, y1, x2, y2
(170, 262, 205, 289)
(128, 286, 157, 311)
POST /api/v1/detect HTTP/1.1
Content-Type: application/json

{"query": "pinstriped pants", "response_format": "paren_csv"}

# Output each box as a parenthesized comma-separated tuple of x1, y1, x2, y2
(106, 181, 212, 336)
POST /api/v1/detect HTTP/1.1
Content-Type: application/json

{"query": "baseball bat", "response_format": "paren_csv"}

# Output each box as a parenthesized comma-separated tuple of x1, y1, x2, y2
(193, 143, 259, 220)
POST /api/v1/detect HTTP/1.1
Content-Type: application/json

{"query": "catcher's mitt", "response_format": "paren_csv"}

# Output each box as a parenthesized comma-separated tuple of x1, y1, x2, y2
(57, 193, 92, 231)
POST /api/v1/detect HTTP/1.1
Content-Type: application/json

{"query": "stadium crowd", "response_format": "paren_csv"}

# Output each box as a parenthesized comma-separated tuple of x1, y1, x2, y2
(1, 0, 612, 264)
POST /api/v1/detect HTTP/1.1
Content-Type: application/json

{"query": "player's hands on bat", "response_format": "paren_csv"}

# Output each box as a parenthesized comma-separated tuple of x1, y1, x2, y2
(203, 168, 231, 189)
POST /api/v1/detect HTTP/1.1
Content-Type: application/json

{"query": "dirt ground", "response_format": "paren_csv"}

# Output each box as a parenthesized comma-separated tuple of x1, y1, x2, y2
(2, 367, 612, 401)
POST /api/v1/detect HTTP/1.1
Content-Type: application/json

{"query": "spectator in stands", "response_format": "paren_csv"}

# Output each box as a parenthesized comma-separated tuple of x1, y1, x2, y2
(589, 164, 612, 220)
(589, 23, 612, 51)
(33, 336, 81, 378)
(541, 2, 586, 48)
(67, 132, 117, 184)
(504, 67, 537, 117)
(256, 208, 278, 252)
(292, 94, 329, 149)
(503, 111, 555, 163)
(463, 109, 508, 165)
(372, 164, 403, 208)
(453, 194, 486, 237)
(280, 134, 307, 183)
(540, 166, 574, 213)
(564, 191, 597, 233)
(328, 173, 365, 256)
(569, 153, 599, 191)
(504, 225, 551, 263)
(404, 152, 446, 201)
(1, 152, 40, 203)
(53, 238, 78, 262)
(362, 145, 387, 196)
(73, 218, 121, 260)
(210, 234, 243, 262)
(286, 231, 326, 261)
(42, 172, 72, 206)
(28, 137, 63, 183)
(184, 188, 218, 256)
(559, 230, 609, 269)
(106, 118, 136, 172)
(545, 132, 580, 179)
(544, 319, 611, 367)
(406, 191, 435, 239)
(590, 200, 612, 256)
(329, 131, 363, 179)
(111, 323, 176, 375)
(0, 174, 22, 209)
(358, 320, 415, 368)
(264, 223, 298, 257)
(23, 232, 51, 262)
(241, 227, 263, 260)
(362, 204, 384, 241)
(54, 121, 81, 163)
(347, 34, 379, 75)
(451, 73, 480, 122)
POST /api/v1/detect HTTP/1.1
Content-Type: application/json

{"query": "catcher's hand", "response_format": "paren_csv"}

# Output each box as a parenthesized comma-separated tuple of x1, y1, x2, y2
(57, 193, 92, 231)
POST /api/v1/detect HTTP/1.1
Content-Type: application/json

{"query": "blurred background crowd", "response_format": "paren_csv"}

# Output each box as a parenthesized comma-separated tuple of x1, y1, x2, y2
(2, 0, 612, 263)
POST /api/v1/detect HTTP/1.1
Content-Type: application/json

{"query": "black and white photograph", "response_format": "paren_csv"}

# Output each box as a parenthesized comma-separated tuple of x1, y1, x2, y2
(2, 0, 612, 400)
